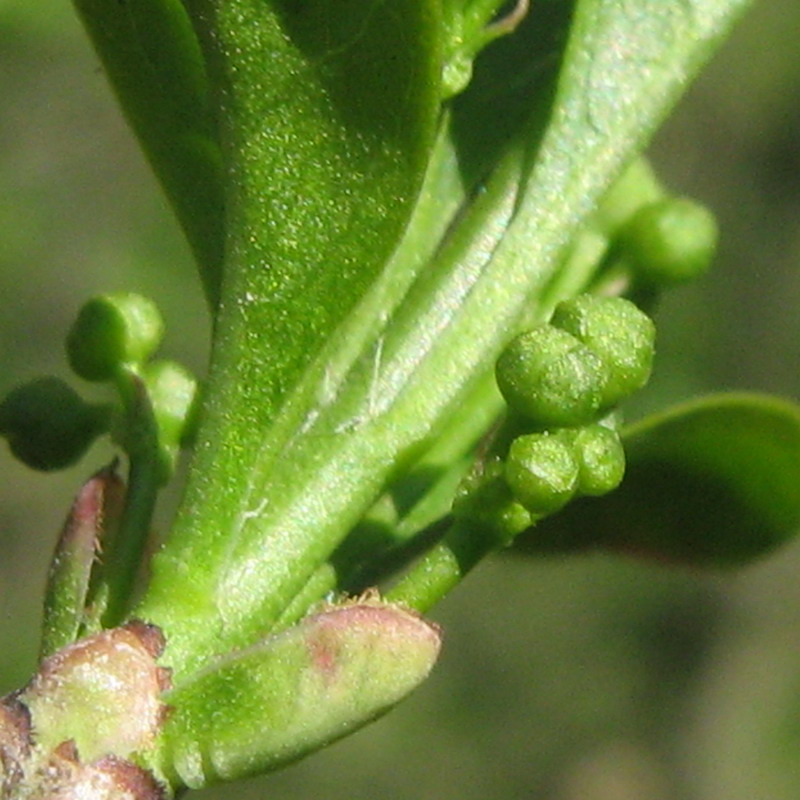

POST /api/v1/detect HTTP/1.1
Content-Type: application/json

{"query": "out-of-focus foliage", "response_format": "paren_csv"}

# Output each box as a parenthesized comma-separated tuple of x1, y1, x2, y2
(1, 1, 800, 798)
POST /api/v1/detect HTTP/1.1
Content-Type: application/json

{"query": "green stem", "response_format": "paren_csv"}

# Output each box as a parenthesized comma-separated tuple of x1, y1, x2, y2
(91, 373, 163, 627)
(386, 517, 500, 612)
(101, 450, 161, 625)
(335, 369, 503, 586)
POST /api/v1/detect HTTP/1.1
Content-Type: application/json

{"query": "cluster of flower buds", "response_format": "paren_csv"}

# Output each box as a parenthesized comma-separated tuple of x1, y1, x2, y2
(455, 294, 655, 544)
(497, 294, 655, 428)
(0, 293, 198, 482)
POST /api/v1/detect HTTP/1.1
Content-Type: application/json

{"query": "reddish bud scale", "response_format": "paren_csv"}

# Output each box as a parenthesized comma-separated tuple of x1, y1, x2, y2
(2, 622, 171, 798)
(22, 621, 171, 764)
(42, 463, 126, 658)
(42, 750, 167, 800)
(0, 696, 32, 795)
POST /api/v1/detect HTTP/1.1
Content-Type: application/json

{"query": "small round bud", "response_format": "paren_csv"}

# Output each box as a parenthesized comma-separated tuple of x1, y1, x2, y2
(571, 423, 625, 496)
(0, 377, 107, 470)
(551, 295, 655, 409)
(617, 197, 718, 285)
(496, 326, 607, 428)
(140, 360, 200, 481)
(67, 293, 165, 382)
(143, 360, 200, 447)
(505, 432, 579, 515)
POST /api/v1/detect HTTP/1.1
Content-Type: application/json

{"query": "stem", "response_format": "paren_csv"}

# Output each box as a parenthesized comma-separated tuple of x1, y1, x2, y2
(335, 369, 503, 588)
(101, 452, 160, 625)
(91, 373, 163, 627)
(386, 518, 500, 612)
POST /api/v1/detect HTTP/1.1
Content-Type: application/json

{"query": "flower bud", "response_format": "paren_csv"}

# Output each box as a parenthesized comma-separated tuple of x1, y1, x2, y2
(141, 360, 201, 479)
(505, 431, 579, 515)
(551, 295, 655, 409)
(617, 196, 718, 285)
(570, 423, 625, 496)
(495, 326, 607, 428)
(592, 157, 664, 235)
(0, 377, 107, 470)
(67, 293, 165, 382)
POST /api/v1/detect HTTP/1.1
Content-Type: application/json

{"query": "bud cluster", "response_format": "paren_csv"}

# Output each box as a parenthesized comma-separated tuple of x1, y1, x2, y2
(0, 293, 199, 480)
(615, 196, 718, 287)
(455, 294, 654, 543)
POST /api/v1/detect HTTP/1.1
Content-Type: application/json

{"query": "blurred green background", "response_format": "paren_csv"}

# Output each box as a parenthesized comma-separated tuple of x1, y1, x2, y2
(2, 2, 800, 798)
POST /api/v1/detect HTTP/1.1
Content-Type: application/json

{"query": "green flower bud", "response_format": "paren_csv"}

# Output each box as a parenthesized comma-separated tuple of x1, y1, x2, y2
(0, 377, 108, 470)
(505, 431, 579, 515)
(141, 361, 200, 481)
(143, 361, 200, 448)
(495, 326, 607, 428)
(570, 423, 625, 496)
(67, 293, 165, 382)
(617, 197, 718, 285)
(551, 294, 655, 409)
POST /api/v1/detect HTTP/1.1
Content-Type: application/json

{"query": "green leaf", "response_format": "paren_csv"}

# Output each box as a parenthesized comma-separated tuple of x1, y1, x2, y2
(150, 601, 440, 790)
(139, 0, 753, 676)
(186, 0, 443, 415)
(139, 0, 445, 669)
(522, 394, 800, 565)
(73, 0, 225, 305)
